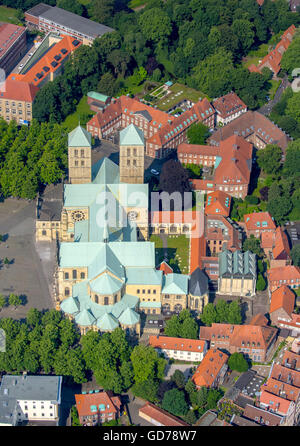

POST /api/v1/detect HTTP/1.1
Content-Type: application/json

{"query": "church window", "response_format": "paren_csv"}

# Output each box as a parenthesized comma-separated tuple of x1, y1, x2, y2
(104, 297, 109, 305)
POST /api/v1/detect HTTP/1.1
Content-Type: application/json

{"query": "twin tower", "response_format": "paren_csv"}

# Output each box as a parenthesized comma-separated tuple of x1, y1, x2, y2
(68, 124, 145, 185)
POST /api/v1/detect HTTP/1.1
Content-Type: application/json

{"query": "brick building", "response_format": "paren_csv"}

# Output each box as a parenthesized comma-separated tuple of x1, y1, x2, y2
(87, 95, 215, 159)
(199, 321, 277, 363)
(212, 91, 247, 126)
(192, 348, 229, 388)
(267, 265, 300, 293)
(0, 22, 26, 75)
(0, 78, 39, 124)
(149, 335, 208, 362)
(243, 212, 276, 238)
(139, 402, 189, 426)
(75, 391, 121, 426)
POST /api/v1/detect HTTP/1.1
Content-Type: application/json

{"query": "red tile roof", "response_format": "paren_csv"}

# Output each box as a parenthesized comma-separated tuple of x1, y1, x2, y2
(205, 191, 231, 217)
(149, 335, 207, 353)
(268, 265, 300, 283)
(244, 212, 276, 232)
(190, 179, 215, 192)
(264, 377, 300, 402)
(261, 231, 275, 249)
(249, 313, 269, 326)
(270, 363, 300, 388)
(178, 143, 220, 157)
(139, 402, 189, 426)
(272, 227, 290, 260)
(212, 92, 247, 119)
(281, 350, 300, 371)
(0, 23, 26, 60)
(192, 348, 229, 387)
(278, 312, 300, 330)
(8, 35, 81, 87)
(0, 78, 39, 102)
(75, 391, 121, 418)
(259, 389, 293, 415)
(156, 261, 173, 275)
(270, 285, 295, 317)
(189, 235, 206, 274)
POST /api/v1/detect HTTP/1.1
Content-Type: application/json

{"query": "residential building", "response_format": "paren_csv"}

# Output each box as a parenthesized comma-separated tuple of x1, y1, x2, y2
(248, 25, 296, 76)
(87, 91, 111, 112)
(267, 265, 300, 293)
(0, 22, 27, 75)
(0, 374, 62, 426)
(209, 110, 290, 153)
(192, 348, 229, 388)
(218, 249, 256, 297)
(261, 226, 291, 264)
(230, 414, 258, 426)
(199, 321, 278, 363)
(75, 391, 121, 426)
(178, 134, 253, 199)
(243, 212, 276, 238)
(205, 191, 232, 217)
(259, 390, 296, 425)
(8, 34, 82, 88)
(0, 78, 39, 124)
(212, 92, 247, 126)
(242, 404, 284, 426)
(87, 95, 215, 159)
(139, 402, 189, 426)
(269, 285, 296, 327)
(25, 3, 114, 45)
(149, 335, 208, 362)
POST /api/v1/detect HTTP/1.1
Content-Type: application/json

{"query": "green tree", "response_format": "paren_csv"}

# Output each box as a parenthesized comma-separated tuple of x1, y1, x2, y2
(243, 235, 263, 257)
(256, 273, 267, 291)
(187, 123, 210, 145)
(131, 378, 159, 403)
(57, 0, 84, 15)
(89, 0, 114, 25)
(171, 369, 186, 389)
(283, 140, 300, 177)
(281, 35, 300, 75)
(131, 345, 166, 384)
(26, 308, 42, 327)
(257, 144, 282, 174)
(8, 293, 22, 309)
(162, 388, 189, 417)
(227, 301, 242, 325)
(232, 19, 255, 54)
(286, 92, 300, 124)
(201, 303, 218, 326)
(138, 8, 172, 44)
(97, 72, 117, 97)
(291, 245, 300, 267)
(228, 352, 249, 372)
(0, 294, 7, 311)
(184, 410, 197, 425)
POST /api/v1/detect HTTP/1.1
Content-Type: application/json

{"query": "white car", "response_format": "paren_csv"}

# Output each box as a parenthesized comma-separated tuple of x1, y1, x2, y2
(18, 64, 24, 69)
(151, 169, 159, 175)
(28, 52, 33, 56)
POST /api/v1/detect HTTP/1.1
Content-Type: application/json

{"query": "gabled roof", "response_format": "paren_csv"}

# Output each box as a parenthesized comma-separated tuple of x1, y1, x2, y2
(244, 212, 276, 231)
(139, 402, 189, 426)
(0, 79, 39, 102)
(268, 265, 300, 282)
(270, 285, 295, 317)
(68, 125, 91, 147)
(75, 308, 96, 326)
(90, 272, 124, 294)
(119, 123, 145, 146)
(161, 273, 189, 295)
(213, 92, 247, 119)
(75, 392, 120, 418)
(192, 348, 229, 387)
(205, 191, 231, 217)
(272, 227, 290, 260)
(92, 157, 120, 184)
(149, 336, 207, 353)
(259, 390, 293, 415)
(156, 261, 173, 275)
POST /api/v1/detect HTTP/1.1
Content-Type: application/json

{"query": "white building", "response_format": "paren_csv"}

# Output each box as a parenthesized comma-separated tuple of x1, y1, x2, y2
(0, 374, 62, 426)
(149, 335, 208, 362)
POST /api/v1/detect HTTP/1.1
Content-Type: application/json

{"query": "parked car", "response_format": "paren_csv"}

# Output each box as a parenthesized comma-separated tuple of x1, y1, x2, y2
(28, 52, 33, 56)
(151, 169, 159, 175)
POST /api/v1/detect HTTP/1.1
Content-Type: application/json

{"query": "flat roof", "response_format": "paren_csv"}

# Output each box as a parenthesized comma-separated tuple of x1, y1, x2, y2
(25, 3, 52, 18)
(40, 6, 114, 39)
(0, 375, 62, 402)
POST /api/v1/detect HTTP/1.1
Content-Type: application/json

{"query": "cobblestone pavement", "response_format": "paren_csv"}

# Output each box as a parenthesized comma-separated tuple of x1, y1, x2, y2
(0, 198, 55, 318)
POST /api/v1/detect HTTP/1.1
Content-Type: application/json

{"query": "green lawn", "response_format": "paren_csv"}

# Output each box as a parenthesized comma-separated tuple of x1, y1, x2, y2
(166, 234, 190, 275)
(242, 43, 269, 69)
(128, 0, 148, 8)
(0, 6, 22, 25)
(63, 96, 95, 132)
(154, 83, 209, 112)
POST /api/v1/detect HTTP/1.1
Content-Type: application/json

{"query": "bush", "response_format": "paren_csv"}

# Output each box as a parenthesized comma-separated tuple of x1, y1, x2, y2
(256, 273, 267, 291)
(245, 195, 259, 205)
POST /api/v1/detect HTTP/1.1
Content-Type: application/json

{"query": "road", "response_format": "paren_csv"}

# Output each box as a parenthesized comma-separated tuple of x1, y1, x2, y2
(258, 75, 289, 116)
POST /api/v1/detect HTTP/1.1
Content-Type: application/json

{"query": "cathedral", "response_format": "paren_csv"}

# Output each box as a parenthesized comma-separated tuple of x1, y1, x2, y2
(35, 124, 209, 335)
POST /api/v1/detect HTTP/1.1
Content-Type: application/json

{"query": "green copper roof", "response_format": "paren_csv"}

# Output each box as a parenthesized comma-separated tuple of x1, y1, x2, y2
(126, 268, 162, 286)
(119, 124, 145, 146)
(92, 157, 120, 184)
(60, 296, 80, 314)
(68, 125, 92, 147)
(87, 91, 109, 102)
(162, 273, 189, 294)
(90, 272, 124, 294)
(88, 244, 125, 280)
(118, 307, 140, 326)
(139, 301, 162, 308)
(75, 309, 96, 326)
(97, 313, 119, 331)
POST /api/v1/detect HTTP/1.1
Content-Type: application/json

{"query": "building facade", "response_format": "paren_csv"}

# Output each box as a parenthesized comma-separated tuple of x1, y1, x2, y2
(218, 249, 256, 297)
(0, 22, 27, 75)
(149, 336, 208, 362)
(75, 391, 121, 426)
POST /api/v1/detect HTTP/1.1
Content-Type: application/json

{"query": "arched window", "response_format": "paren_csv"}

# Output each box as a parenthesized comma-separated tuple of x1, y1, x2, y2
(104, 296, 109, 306)
(94, 295, 99, 304)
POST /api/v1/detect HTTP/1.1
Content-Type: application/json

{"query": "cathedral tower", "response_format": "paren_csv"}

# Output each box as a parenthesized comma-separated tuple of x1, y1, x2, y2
(119, 124, 144, 184)
(68, 125, 92, 184)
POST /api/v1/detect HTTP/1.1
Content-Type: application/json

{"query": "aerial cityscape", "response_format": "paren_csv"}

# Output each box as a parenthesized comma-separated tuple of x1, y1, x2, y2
(0, 0, 299, 430)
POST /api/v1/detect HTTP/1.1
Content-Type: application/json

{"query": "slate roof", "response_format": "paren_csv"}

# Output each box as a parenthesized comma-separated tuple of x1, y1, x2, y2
(188, 267, 209, 296)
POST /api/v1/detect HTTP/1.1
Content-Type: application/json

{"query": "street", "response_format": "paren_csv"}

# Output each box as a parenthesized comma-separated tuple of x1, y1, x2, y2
(258, 75, 289, 116)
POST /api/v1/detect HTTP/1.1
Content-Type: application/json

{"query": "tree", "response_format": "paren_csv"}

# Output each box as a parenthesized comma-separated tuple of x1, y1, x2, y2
(97, 72, 117, 97)
(184, 410, 197, 425)
(0, 294, 6, 311)
(57, 0, 84, 15)
(201, 303, 218, 326)
(284, 140, 300, 178)
(8, 293, 22, 309)
(256, 273, 267, 291)
(257, 144, 282, 174)
(291, 245, 300, 267)
(187, 123, 210, 145)
(26, 308, 42, 327)
(89, 0, 114, 25)
(171, 369, 186, 389)
(131, 345, 166, 384)
(281, 35, 300, 75)
(267, 183, 292, 224)
(227, 301, 242, 325)
(138, 8, 172, 44)
(131, 378, 159, 403)
(162, 388, 189, 417)
(228, 352, 249, 372)
(206, 388, 223, 410)
(286, 92, 300, 124)
(159, 159, 192, 197)
(243, 235, 263, 257)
